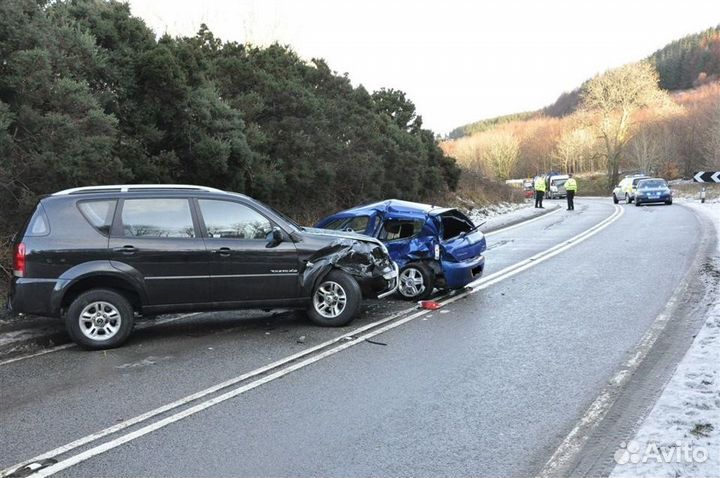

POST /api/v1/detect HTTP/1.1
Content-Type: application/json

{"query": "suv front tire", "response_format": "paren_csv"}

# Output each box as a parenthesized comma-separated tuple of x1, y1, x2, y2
(307, 270, 361, 327)
(66, 289, 135, 349)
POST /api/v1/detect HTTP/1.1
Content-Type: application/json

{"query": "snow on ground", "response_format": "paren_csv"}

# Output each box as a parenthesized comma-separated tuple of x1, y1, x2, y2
(611, 201, 720, 478)
(465, 200, 530, 224)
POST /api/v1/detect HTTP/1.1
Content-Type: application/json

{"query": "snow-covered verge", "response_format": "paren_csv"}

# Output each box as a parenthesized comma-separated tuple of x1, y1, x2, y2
(670, 180, 720, 203)
(611, 202, 720, 478)
(464, 200, 530, 225)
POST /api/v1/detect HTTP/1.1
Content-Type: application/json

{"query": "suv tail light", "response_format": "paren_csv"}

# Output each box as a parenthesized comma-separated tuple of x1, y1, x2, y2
(13, 243, 26, 277)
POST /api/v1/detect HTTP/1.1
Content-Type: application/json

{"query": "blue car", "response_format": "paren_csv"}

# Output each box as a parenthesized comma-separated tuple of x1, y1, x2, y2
(634, 178, 673, 206)
(316, 200, 486, 300)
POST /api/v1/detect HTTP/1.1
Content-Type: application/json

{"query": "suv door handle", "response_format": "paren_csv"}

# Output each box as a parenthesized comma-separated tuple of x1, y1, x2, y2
(114, 245, 137, 255)
(215, 247, 231, 257)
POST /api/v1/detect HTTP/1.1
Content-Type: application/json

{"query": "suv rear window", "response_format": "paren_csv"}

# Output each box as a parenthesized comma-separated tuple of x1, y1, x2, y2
(78, 200, 117, 235)
(121, 199, 195, 238)
(25, 205, 50, 236)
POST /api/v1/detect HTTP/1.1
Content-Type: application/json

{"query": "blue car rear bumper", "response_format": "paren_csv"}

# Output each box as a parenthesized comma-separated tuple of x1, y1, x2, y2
(441, 254, 485, 290)
(636, 194, 671, 203)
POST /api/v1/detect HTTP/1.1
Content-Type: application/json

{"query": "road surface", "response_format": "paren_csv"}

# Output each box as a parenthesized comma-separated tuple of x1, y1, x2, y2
(0, 198, 714, 477)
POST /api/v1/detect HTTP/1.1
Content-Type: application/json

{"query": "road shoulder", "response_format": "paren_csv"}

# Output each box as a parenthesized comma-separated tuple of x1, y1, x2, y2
(609, 202, 720, 477)
(557, 202, 718, 477)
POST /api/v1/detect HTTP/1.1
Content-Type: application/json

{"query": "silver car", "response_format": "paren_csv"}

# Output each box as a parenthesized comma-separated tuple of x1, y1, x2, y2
(612, 175, 650, 204)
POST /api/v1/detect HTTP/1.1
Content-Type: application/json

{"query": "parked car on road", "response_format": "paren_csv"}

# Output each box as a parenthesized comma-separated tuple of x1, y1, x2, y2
(634, 178, 673, 206)
(546, 174, 569, 199)
(316, 200, 486, 300)
(612, 174, 650, 204)
(7, 185, 399, 349)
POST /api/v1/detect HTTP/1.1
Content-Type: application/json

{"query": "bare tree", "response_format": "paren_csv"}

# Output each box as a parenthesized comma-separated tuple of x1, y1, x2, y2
(581, 61, 670, 188)
(483, 131, 520, 180)
(552, 127, 596, 173)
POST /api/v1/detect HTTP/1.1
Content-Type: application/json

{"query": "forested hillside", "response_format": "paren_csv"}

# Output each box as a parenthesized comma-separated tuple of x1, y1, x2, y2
(651, 25, 720, 90)
(444, 25, 720, 191)
(451, 24, 720, 137)
(0, 0, 462, 259)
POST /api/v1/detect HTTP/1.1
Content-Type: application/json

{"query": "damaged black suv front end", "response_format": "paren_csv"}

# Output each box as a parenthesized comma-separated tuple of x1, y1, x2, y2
(295, 228, 399, 300)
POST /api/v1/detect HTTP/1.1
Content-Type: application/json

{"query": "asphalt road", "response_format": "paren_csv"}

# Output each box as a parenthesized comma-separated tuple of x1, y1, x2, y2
(0, 198, 712, 477)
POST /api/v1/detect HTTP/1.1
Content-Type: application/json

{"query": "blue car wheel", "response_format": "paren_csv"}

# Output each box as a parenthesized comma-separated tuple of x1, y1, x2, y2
(397, 263, 435, 300)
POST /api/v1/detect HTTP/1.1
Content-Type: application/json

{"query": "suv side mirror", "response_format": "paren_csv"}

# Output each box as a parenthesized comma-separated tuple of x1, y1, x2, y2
(267, 227, 283, 248)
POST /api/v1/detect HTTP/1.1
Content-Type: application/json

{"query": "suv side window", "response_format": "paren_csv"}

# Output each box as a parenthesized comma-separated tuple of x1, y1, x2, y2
(78, 200, 117, 235)
(198, 199, 273, 240)
(120, 199, 196, 238)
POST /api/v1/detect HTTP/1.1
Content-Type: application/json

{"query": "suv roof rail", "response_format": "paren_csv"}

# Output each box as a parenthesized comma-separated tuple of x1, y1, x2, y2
(52, 184, 224, 196)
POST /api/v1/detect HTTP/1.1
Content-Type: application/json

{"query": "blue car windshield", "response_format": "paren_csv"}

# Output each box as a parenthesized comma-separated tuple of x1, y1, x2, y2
(321, 215, 372, 234)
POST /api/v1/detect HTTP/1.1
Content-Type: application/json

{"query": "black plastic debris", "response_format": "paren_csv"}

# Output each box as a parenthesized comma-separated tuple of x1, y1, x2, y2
(7, 459, 58, 478)
(365, 339, 388, 346)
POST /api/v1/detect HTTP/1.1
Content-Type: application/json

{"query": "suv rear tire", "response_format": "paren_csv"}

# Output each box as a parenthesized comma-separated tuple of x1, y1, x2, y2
(66, 289, 135, 349)
(307, 270, 361, 327)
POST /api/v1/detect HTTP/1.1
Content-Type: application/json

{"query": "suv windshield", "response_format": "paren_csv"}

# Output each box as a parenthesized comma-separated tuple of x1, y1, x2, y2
(638, 180, 668, 189)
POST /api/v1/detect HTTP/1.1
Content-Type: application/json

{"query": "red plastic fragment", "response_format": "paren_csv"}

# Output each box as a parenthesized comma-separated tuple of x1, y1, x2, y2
(419, 300, 442, 310)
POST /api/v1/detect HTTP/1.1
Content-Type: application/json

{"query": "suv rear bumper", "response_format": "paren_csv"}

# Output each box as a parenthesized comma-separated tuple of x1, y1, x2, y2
(7, 277, 58, 317)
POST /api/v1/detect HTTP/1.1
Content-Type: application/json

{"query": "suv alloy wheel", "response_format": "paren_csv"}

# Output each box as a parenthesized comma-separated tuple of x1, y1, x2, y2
(66, 289, 135, 349)
(307, 270, 361, 327)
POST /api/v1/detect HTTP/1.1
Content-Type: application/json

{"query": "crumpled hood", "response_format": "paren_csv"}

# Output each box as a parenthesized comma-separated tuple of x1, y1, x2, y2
(302, 227, 385, 249)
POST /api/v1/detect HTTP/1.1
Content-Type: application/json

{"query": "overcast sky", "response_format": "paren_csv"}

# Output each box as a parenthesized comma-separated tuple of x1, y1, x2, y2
(127, 0, 720, 134)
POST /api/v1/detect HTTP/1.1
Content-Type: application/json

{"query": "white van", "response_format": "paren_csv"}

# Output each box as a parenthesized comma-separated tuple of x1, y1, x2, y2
(546, 174, 569, 199)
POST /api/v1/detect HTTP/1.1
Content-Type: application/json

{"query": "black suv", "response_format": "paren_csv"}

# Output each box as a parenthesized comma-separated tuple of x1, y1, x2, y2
(8, 185, 398, 349)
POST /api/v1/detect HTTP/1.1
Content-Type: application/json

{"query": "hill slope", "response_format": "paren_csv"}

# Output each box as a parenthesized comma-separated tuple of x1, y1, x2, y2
(450, 24, 720, 138)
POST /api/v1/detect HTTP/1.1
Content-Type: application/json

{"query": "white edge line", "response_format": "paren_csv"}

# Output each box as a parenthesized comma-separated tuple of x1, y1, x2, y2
(537, 280, 683, 477)
(0, 314, 201, 367)
(6, 204, 623, 478)
(0, 343, 75, 366)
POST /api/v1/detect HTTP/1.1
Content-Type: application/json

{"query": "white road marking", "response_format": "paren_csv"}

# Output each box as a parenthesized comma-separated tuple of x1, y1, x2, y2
(0, 343, 75, 366)
(1, 204, 623, 478)
(0, 313, 200, 367)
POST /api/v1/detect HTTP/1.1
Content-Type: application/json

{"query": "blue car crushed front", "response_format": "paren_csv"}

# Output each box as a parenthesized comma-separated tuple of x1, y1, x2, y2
(315, 199, 486, 297)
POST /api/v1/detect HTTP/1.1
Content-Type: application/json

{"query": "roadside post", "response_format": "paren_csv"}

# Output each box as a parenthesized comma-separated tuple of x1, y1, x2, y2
(693, 171, 720, 203)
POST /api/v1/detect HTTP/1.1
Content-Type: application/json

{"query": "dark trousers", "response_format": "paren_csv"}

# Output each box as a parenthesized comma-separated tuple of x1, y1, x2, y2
(535, 191, 544, 208)
(566, 190, 575, 210)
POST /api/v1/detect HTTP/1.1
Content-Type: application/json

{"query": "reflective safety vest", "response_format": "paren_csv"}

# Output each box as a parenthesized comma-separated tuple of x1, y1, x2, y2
(565, 178, 577, 192)
(534, 177, 546, 192)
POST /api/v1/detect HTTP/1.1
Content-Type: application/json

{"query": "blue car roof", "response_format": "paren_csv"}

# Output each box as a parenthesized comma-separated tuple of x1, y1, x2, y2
(332, 199, 452, 218)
